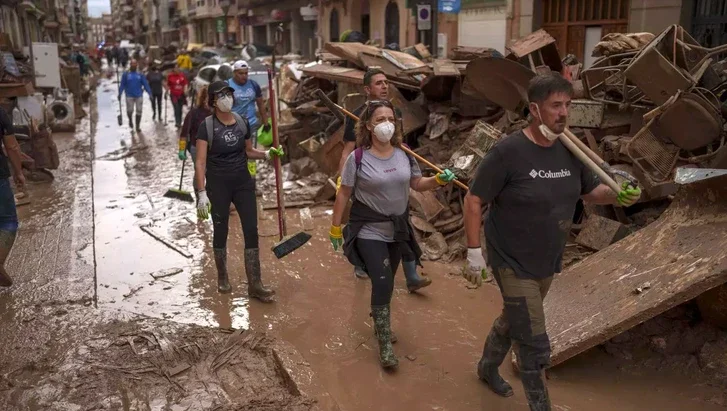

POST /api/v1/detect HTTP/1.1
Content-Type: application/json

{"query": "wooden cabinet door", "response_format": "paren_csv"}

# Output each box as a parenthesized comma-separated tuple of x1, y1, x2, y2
(567, 25, 586, 62)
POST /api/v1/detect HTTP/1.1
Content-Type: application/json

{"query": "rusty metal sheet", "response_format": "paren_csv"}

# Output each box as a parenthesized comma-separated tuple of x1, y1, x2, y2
(299, 64, 364, 85)
(388, 85, 427, 135)
(624, 43, 693, 106)
(546, 174, 727, 367)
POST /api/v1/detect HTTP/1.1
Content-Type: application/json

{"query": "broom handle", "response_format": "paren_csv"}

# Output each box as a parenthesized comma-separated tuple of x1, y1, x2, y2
(179, 158, 186, 190)
(268, 68, 286, 240)
(557, 133, 621, 193)
(335, 104, 470, 191)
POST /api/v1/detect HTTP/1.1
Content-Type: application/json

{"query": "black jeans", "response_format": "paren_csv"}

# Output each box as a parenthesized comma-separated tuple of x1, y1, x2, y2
(206, 174, 258, 250)
(151, 93, 162, 118)
(356, 239, 402, 306)
(172, 99, 184, 126)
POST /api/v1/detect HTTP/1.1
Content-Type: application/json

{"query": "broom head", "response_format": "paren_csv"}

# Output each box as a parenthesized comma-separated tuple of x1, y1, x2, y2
(272, 231, 312, 259)
(164, 188, 194, 203)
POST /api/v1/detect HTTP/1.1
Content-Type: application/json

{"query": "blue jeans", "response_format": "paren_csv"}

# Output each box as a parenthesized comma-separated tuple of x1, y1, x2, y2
(0, 179, 18, 232)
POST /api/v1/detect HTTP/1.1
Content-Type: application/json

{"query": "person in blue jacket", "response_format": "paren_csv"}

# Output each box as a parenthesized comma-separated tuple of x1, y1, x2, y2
(118, 59, 152, 132)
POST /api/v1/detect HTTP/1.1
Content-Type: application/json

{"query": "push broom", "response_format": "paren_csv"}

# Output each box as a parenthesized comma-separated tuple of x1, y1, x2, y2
(267, 68, 312, 258)
(163, 158, 195, 202)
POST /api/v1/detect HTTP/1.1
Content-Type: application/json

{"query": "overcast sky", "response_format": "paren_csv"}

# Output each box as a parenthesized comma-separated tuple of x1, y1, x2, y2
(88, 0, 110, 17)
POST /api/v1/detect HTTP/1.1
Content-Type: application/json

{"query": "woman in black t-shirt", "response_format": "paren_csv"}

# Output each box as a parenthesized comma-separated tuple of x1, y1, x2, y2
(178, 86, 212, 197)
(194, 81, 284, 300)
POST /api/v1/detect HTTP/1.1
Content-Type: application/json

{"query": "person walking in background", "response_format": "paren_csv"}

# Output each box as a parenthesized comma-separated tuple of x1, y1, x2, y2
(118, 59, 152, 132)
(166, 65, 189, 128)
(145, 63, 164, 122)
(179, 85, 212, 197)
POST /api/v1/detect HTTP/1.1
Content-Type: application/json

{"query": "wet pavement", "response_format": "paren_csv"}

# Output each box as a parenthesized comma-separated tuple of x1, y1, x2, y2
(1, 77, 726, 410)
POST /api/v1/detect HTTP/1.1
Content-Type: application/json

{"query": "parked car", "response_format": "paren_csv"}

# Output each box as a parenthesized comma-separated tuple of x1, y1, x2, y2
(191, 61, 270, 100)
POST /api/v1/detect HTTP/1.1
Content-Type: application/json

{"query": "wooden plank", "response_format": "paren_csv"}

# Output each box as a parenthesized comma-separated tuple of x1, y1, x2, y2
(506, 29, 557, 58)
(432, 59, 460, 76)
(323, 42, 380, 67)
(299, 64, 364, 85)
(545, 175, 727, 366)
(409, 190, 445, 222)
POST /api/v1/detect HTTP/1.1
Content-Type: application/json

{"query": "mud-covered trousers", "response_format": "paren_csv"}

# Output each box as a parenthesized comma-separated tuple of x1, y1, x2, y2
(356, 239, 402, 306)
(206, 173, 258, 250)
(482, 257, 553, 410)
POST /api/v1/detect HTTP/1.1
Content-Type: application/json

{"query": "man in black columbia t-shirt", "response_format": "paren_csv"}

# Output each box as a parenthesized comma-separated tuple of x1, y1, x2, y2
(0, 105, 25, 287)
(463, 73, 641, 410)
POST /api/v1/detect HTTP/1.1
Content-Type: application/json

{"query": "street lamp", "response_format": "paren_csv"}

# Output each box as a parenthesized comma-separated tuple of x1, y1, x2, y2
(219, 0, 230, 46)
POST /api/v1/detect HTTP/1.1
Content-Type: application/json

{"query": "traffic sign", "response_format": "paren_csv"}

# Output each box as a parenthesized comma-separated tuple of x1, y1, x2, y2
(417, 4, 431, 31)
(438, 0, 461, 14)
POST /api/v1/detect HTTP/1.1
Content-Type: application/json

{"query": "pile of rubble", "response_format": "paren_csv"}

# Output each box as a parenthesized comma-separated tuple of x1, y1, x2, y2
(273, 24, 727, 264)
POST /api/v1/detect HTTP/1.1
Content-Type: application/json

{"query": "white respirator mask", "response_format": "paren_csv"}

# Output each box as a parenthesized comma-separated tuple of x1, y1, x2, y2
(534, 104, 564, 142)
(217, 96, 234, 113)
(373, 121, 395, 143)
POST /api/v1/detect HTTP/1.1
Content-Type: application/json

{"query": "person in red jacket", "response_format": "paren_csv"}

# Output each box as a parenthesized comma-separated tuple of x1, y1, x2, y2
(166, 65, 189, 128)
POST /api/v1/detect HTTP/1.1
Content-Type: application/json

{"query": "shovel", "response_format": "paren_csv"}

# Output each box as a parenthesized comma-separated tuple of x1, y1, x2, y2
(267, 68, 312, 259)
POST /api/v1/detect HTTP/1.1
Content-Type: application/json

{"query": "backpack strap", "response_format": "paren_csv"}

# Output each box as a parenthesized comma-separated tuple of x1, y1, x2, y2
(230, 112, 251, 140)
(354, 147, 364, 170)
(204, 116, 214, 151)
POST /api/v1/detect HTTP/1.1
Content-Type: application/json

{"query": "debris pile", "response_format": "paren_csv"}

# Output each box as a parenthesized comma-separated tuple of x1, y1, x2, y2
(275, 24, 727, 265)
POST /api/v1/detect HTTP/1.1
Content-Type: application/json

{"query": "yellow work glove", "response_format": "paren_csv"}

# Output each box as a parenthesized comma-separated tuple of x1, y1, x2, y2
(336, 176, 341, 195)
(178, 140, 187, 161)
(329, 225, 343, 251)
(435, 169, 457, 186)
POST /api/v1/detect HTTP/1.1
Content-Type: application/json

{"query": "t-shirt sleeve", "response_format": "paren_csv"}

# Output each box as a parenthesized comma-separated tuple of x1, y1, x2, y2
(253, 81, 262, 98)
(407, 152, 422, 179)
(0, 107, 14, 136)
(580, 163, 601, 195)
(196, 119, 209, 143)
(340, 152, 357, 187)
(470, 147, 508, 203)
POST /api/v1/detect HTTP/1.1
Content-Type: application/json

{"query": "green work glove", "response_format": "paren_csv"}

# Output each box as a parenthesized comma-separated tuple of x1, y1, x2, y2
(329, 225, 343, 251)
(265, 146, 285, 160)
(435, 169, 457, 186)
(197, 190, 211, 220)
(178, 149, 187, 161)
(617, 182, 641, 207)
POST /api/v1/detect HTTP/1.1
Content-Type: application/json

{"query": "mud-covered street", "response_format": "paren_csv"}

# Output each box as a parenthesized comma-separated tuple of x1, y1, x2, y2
(1, 78, 726, 410)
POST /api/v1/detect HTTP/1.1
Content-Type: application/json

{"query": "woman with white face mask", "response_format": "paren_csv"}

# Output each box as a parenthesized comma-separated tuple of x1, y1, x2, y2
(194, 81, 284, 301)
(329, 100, 457, 368)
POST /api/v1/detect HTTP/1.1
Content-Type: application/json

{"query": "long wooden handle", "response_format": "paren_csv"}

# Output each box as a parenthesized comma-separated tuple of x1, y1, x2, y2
(336, 103, 469, 190)
(268, 68, 286, 240)
(563, 129, 607, 169)
(557, 134, 621, 193)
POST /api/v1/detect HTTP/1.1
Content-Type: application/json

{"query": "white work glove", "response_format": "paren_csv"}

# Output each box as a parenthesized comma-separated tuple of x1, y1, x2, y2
(465, 247, 487, 286)
(197, 190, 211, 220)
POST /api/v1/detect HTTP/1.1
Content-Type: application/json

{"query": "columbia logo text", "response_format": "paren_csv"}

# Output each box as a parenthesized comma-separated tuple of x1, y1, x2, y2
(529, 169, 572, 179)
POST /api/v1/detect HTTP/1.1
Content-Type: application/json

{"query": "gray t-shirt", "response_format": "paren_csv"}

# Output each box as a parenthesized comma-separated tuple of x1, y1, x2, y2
(470, 130, 600, 279)
(341, 148, 422, 242)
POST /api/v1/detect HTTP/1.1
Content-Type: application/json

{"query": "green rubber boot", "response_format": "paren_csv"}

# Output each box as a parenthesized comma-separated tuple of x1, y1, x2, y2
(371, 304, 398, 369)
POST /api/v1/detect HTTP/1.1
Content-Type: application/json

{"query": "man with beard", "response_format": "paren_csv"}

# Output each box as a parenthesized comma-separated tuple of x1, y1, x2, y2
(463, 72, 642, 410)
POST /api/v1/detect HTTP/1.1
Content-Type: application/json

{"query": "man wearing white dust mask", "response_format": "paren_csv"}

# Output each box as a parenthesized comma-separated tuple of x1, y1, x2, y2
(463, 73, 641, 410)
(329, 100, 457, 368)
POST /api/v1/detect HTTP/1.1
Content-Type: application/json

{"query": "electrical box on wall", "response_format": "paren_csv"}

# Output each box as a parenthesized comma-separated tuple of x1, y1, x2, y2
(24, 43, 61, 89)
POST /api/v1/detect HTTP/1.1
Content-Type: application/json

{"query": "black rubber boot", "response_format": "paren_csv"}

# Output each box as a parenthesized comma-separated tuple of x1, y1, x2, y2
(371, 305, 398, 369)
(127, 114, 133, 129)
(135, 115, 142, 131)
(371, 311, 398, 343)
(244, 248, 274, 303)
(521, 367, 552, 411)
(403, 260, 432, 292)
(213, 248, 231, 293)
(0, 230, 17, 287)
(477, 316, 514, 397)
(152, 111, 156, 121)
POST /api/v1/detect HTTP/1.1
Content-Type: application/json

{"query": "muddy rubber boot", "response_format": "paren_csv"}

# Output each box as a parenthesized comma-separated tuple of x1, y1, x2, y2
(477, 317, 514, 397)
(0, 230, 17, 287)
(135, 115, 142, 132)
(152, 111, 156, 121)
(371, 311, 398, 343)
(371, 305, 398, 369)
(403, 260, 431, 292)
(521, 368, 552, 411)
(353, 266, 367, 279)
(213, 248, 231, 293)
(127, 114, 133, 129)
(244, 248, 275, 303)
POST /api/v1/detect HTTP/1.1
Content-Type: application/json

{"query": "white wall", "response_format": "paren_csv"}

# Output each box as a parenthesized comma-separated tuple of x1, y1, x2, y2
(457, 5, 508, 53)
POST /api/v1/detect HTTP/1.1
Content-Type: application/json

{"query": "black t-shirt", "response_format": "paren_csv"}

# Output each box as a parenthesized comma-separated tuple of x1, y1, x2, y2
(343, 105, 402, 143)
(196, 115, 252, 184)
(0, 107, 14, 179)
(470, 130, 600, 279)
(146, 72, 164, 95)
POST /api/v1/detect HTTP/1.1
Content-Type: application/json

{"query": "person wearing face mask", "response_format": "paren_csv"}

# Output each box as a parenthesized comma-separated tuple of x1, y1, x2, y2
(463, 73, 642, 411)
(118, 59, 152, 132)
(194, 81, 284, 301)
(336, 68, 431, 292)
(330, 100, 457, 369)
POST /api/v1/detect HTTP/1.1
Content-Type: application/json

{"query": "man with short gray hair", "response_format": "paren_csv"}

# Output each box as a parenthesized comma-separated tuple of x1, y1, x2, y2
(463, 72, 641, 410)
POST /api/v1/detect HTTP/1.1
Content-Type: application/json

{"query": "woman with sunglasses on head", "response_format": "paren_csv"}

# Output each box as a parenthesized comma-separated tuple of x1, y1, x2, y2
(329, 100, 457, 368)
(194, 81, 284, 301)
